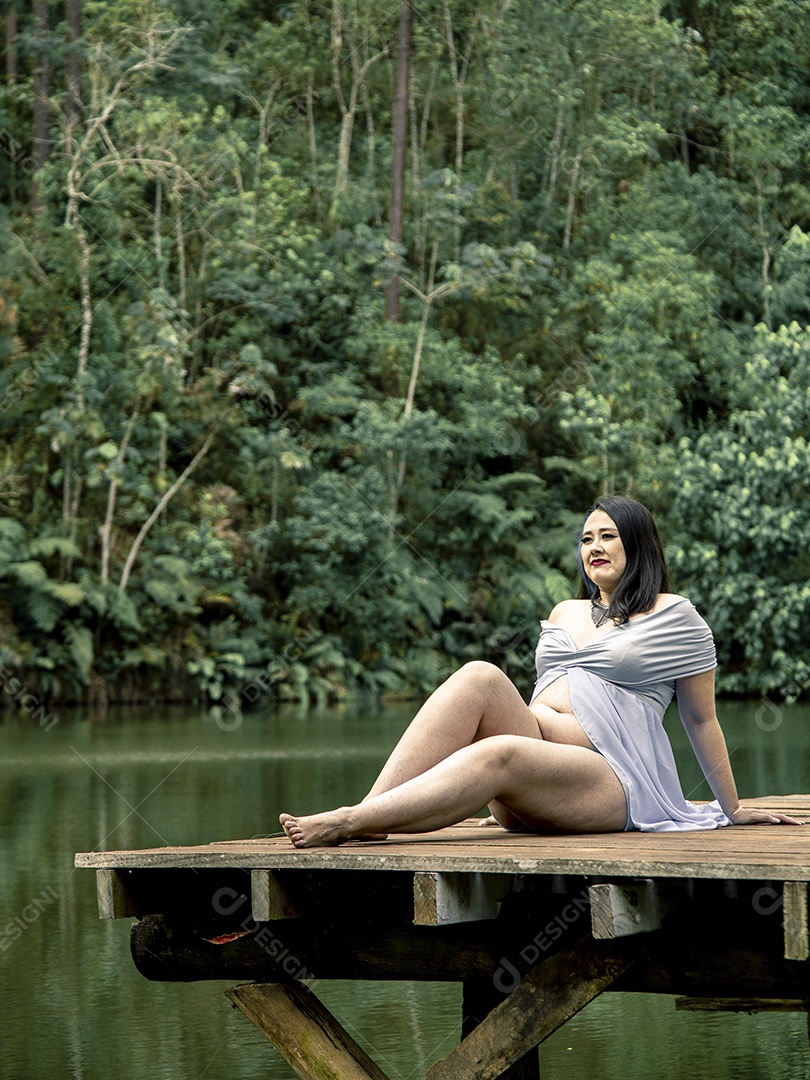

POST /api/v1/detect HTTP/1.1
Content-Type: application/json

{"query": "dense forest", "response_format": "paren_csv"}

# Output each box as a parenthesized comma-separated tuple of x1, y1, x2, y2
(0, 0, 809, 715)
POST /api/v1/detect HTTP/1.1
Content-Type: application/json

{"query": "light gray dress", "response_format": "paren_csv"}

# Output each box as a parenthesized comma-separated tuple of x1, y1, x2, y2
(530, 598, 731, 832)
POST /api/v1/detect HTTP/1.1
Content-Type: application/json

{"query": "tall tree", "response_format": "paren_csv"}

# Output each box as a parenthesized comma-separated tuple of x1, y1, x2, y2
(386, 0, 411, 322)
(31, 0, 50, 211)
(5, 2, 17, 85)
(65, 0, 83, 140)
(329, 0, 388, 217)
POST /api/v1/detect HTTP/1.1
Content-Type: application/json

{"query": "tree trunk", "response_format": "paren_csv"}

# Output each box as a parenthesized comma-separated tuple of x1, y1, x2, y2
(305, 73, 321, 222)
(754, 174, 772, 329)
(100, 406, 140, 585)
(443, 0, 479, 258)
(386, 0, 411, 322)
(74, 214, 93, 407)
(390, 239, 439, 526)
(174, 180, 187, 312)
(562, 151, 582, 253)
(5, 5, 17, 85)
(154, 179, 165, 290)
(545, 101, 566, 210)
(330, 0, 387, 216)
(32, 0, 50, 211)
(65, 0, 83, 138)
(32, 0, 50, 164)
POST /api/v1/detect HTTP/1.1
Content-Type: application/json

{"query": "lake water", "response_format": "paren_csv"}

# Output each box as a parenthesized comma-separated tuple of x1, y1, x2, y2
(2, 696, 809, 1079)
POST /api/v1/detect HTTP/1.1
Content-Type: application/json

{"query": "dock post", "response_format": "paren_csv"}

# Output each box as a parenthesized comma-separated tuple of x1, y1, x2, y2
(424, 935, 637, 1080)
(462, 979, 539, 1079)
(226, 980, 391, 1080)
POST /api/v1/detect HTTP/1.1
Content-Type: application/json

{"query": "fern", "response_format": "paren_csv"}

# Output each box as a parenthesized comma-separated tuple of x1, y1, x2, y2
(7, 560, 48, 586)
(106, 587, 143, 632)
(45, 581, 86, 606)
(28, 536, 84, 561)
(0, 517, 25, 553)
(411, 577, 444, 626)
(122, 645, 167, 669)
(145, 578, 181, 607)
(24, 592, 62, 633)
(64, 624, 94, 682)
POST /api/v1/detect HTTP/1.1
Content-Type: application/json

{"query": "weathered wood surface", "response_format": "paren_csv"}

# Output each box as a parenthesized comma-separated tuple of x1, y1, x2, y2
(413, 871, 514, 925)
(75, 796, 810, 881)
(589, 879, 666, 939)
(97, 869, 140, 920)
(226, 981, 389, 1080)
(784, 881, 810, 961)
(423, 936, 638, 1080)
(461, 980, 539, 1080)
(251, 870, 304, 921)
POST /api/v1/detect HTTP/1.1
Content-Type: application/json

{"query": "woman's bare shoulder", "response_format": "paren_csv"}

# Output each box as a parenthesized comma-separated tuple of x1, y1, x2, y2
(547, 598, 587, 624)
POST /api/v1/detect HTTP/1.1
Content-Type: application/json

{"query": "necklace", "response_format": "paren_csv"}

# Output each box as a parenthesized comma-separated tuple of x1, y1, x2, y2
(590, 596, 612, 628)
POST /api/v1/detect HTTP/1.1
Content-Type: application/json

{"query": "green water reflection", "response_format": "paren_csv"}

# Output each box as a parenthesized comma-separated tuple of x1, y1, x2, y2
(1, 698, 809, 1079)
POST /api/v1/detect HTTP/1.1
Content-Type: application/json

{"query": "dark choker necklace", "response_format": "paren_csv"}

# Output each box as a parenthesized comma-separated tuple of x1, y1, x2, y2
(591, 597, 612, 628)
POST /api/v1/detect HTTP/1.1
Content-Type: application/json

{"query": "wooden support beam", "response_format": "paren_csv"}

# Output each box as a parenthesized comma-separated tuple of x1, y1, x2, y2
(251, 870, 303, 921)
(783, 882, 809, 961)
(422, 936, 637, 1080)
(413, 872, 514, 925)
(131, 912, 531, 984)
(462, 979, 538, 1080)
(589, 879, 663, 939)
(226, 981, 390, 1080)
(675, 997, 807, 1013)
(97, 869, 140, 920)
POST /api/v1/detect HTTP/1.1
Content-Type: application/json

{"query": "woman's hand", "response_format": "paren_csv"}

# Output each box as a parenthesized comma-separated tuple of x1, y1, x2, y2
(728, 805, 805, 826)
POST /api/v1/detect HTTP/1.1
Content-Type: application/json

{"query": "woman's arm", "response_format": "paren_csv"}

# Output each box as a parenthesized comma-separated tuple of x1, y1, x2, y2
(675, 671, 803, 826)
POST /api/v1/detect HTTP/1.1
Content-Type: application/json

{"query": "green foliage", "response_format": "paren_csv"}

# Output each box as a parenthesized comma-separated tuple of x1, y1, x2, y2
(664, 325, 810, 697)
(0, 0, 808, 706)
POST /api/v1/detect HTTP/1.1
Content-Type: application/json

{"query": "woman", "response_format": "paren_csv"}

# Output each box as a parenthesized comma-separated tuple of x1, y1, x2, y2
(280, 495, 801, 847)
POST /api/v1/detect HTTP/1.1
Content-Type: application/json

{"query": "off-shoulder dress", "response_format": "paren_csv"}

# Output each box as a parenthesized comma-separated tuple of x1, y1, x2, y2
(530, 598, 731, 832)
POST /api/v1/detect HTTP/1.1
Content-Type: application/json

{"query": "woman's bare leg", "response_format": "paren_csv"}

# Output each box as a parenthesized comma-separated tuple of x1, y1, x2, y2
(364, 662, 543, 800)
(280, 734, 628, 848)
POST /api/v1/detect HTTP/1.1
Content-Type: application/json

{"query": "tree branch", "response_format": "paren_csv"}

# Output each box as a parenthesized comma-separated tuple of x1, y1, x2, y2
(119, 431, 215, 591)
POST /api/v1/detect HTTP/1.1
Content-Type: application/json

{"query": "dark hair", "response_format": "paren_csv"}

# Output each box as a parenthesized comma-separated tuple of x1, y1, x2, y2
(576, 495, 669, 624)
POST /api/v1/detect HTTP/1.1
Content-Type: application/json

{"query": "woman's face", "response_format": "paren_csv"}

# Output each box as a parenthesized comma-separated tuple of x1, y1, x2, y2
(580, 509, 627, 598)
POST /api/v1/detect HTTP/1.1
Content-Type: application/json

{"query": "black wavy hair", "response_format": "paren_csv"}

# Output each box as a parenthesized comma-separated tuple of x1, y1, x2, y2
(576, 494, 670, 624)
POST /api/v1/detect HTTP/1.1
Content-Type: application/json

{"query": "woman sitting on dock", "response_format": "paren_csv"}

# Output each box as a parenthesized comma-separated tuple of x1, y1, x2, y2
(280, 495, 802, 847)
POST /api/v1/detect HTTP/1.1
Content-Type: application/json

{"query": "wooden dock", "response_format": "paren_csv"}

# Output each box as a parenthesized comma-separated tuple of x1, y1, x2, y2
(75, 794, 810, 1080)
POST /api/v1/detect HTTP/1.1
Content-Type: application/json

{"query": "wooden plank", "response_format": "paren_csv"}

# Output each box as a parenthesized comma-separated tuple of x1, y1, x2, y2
(96, 869, 139, 920)
(589, 880, 664, 939)
(75, 839, 810, 882)
(675, 997, 807, 1013)
(784, 881, 809, 961)
(74, 799, 810, 881)
(413, 872, 514, 925)
(251, 870, 303, 921)
(413, 872, 440, 926)
(422, 936, 637, 1080)
(226, 981, 390, 1080)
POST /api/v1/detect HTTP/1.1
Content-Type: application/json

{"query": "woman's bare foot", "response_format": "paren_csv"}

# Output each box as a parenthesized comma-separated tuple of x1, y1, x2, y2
(279, 810, 388, 849)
